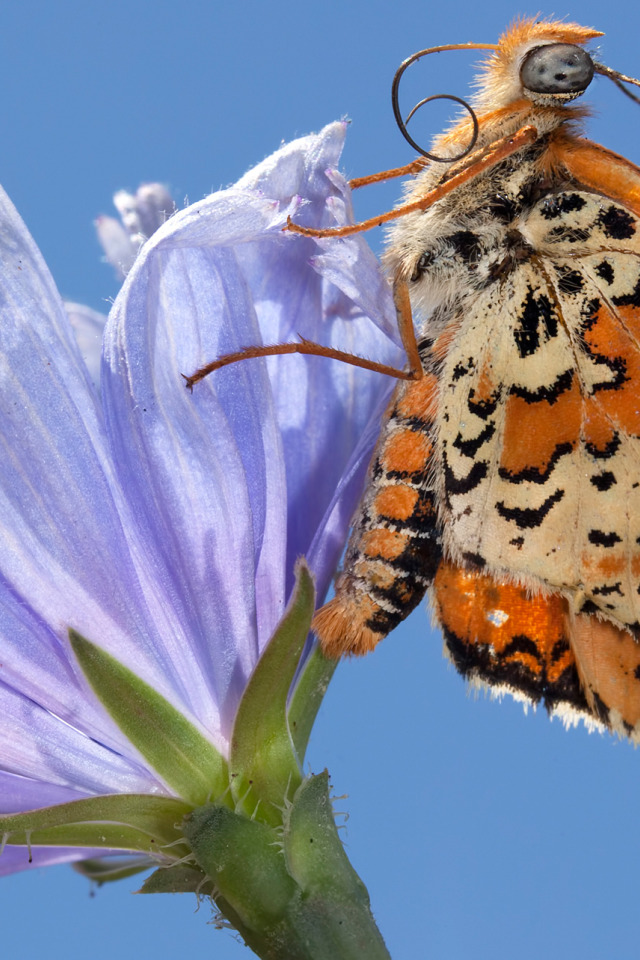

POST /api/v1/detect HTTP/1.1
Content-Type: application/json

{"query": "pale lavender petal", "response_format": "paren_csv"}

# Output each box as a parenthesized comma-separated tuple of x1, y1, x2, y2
(102, 200, 289, 742)
(65, 301, 107, 388)
(101, 123, 400, 738)
(235, 123, 402, 592)
(0, 185, 227, 757)
(0, 846, 112, 878)
(0, 685, 165, 797)
(0, 772, 91, 812)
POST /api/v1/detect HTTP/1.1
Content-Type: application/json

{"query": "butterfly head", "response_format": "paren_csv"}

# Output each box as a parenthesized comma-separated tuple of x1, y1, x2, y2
(476, 19, 603, 110)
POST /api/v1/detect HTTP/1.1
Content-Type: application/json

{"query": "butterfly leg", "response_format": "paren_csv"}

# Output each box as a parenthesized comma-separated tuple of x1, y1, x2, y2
(348, 157, 428, 190)
(184, 335, 416, 390)
(547, 137, 640, 217)
(287, 124, 539, 240)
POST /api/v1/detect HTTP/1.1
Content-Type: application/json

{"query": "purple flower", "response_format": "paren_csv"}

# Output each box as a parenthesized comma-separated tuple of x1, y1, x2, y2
(0, 122, 401, 876)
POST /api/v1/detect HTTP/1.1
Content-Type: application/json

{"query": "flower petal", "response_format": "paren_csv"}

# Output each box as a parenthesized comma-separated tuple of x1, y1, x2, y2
(0, 845, 108, 878)
(102, 204, 288, 744)
(0, 186, 217, 767)
(65, 301, 106, 389)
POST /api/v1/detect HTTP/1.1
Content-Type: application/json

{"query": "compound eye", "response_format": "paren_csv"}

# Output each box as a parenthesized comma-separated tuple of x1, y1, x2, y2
(520, 43, 594, 95)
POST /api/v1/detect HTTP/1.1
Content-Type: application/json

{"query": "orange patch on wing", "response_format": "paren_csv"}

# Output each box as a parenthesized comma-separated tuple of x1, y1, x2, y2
(434, 560, 571, 681)
(469, 361, 500, 407)
(581, 551, 626, 579)
(616, 302, 640, 340)
(500, 374, 580, 475)
(373, 485, 419, 521)
(581, 402, 617, 454)
(582, 303, 640, 436)
(570, 614, 640, 729)
(432, 324, 460, 364)
(382, 429, 432, 473)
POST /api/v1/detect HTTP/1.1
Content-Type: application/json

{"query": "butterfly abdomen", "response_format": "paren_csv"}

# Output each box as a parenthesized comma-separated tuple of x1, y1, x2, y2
(313, 371, 442, 657)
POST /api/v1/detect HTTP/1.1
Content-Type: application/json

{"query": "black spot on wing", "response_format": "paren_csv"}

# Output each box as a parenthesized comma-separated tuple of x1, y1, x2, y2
(452, 357, 475, 382)
(612, 275, 640, 310)
(592, 582, 623, 596)
(539, 192, 587, 219)
(594, 260, 615, 285)
(547, 225, 591, 244)
(495, 488, 565, 529)
(597, 205, 636, 240)
(585, 431, 621, 460)
(453, 422, 496, 458)
(513, 287, 557, 358)
(580, 599, 600, 615)
(443, 455, 489, 496)
(509, 369, 574, 404)
(467, 393, 500, 420)
(555, 266, 584, 295)
(588, 529, 622, 547)
(462, 551, 486, 569)
(498, 442, 573, 484)
(590, 471, 616, 492)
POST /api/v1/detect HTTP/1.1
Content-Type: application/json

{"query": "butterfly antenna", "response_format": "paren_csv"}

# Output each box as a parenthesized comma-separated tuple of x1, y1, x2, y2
(391, 42, 495, 162)
(594, 62, 640, 106)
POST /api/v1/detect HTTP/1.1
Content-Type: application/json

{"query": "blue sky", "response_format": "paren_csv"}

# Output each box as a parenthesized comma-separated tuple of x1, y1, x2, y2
(3, 1, 640, 958)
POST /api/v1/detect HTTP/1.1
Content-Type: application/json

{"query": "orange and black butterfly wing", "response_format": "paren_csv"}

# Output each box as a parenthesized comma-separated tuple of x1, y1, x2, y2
(433, 181, 640, 737)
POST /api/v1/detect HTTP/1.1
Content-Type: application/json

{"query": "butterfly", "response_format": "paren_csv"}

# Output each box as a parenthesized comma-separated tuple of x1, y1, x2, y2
(190, 19, 640, 740)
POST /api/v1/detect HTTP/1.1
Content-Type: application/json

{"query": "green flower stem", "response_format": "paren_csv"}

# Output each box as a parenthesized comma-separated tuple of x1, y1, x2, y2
(184, 771, 391, 960)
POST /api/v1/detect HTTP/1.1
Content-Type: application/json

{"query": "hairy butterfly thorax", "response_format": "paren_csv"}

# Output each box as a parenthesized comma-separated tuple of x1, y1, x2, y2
(188, 19, 640, 741)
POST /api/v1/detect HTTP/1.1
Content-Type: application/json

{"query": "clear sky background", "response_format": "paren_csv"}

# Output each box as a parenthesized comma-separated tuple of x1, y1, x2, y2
(2, 1, 640, 958)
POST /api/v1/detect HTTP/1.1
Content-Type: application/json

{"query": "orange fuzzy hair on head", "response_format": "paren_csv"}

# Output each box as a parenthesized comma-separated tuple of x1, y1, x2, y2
(473, 17, 604, 110)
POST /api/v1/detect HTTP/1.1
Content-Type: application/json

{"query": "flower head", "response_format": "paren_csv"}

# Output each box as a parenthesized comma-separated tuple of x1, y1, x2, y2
(0, 122, 401, 875)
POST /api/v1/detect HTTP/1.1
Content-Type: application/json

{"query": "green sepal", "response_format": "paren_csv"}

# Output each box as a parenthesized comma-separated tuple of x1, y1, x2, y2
(284, 771, 367, 897)
(69, 629, 227, 805)
(0, 794, 192, 855)
(137, 861, 208, 894)
(183, 803, 297, 929)
(282, 772, 391, 959)
(73, 855, 156, 884)
(229, 560, 314, 824)
(287, 645, 336, 763)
